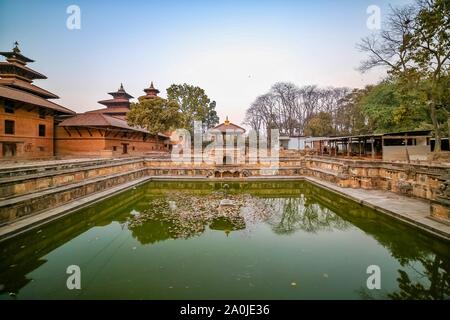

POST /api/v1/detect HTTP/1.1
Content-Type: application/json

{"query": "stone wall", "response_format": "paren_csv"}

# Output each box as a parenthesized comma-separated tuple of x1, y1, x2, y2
(0, 168, 146, 225)
(0, 102, 55, 159)
(0, 159, 145, 199)
(302, 156, 450, 223)
(0, 155, 448, 227)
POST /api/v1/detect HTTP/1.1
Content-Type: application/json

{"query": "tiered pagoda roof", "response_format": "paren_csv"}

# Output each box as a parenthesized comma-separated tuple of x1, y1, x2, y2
(98, 83, 134, 108)
(0, 42, 59, 99)
(139, 81, 160, 100)
(87, 83, 134, 119)
(0, 42, 74, 114)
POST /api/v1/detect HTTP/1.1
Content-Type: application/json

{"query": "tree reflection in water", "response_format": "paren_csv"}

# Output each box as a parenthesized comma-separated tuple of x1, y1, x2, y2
(388, 255, 450, 300)
(264, 196, 351, 234)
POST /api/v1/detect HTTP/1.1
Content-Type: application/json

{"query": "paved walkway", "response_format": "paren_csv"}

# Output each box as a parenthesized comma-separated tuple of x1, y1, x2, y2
(303, 176, 450, 241)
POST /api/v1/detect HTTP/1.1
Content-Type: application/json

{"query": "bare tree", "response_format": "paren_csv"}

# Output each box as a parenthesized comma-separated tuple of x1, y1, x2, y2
(358, 0, 450, 151)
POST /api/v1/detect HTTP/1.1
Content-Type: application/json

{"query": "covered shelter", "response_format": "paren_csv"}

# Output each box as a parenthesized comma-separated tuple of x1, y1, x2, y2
(305, 130, 432, 162)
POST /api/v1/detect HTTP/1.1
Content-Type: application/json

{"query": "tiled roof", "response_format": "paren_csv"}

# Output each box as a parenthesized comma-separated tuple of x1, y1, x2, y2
(212, 122, 246, 133)
(59, 113, 145, 132)
(97, 98, 131, 106)
(0, 62, 47, 79)
(87, 107, 130, 114)
(59, 112, 169, 138)
(0, 78, 59, 99)
(0, 85, 75, 114)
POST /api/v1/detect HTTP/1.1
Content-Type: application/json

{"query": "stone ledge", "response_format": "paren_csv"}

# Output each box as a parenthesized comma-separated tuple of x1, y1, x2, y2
(0, 157, 144, 178)
(0, 158, 143, 185)
(0, 168, 147, 225)
(0, 176, 151, 241)
(0, 159, 145, 200)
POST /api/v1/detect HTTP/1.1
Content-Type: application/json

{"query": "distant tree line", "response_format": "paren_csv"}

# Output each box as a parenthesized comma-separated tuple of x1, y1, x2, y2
(244, 0, 449, 151)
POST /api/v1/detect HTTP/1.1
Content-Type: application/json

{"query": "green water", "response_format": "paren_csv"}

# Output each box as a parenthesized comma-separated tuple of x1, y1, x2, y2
(0, 181, 449, 300)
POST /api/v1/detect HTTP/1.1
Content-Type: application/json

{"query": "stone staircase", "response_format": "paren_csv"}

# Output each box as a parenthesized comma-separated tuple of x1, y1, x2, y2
(0, 158, 148, 226)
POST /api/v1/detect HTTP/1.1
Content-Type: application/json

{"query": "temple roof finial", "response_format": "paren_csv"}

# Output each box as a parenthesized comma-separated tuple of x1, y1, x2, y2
(119, 83, 124, 90)
(13, 41, 20, 53)
(225, 116, 230, 125)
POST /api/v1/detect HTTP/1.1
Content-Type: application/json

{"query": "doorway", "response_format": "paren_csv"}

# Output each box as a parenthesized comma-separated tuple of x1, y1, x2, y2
(2, 143, 17, 157)
(122, 143, 128, 154)
(223, 155, 233, 165)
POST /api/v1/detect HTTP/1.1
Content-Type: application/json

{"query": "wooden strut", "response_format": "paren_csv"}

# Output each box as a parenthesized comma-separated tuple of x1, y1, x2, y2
(75, 127, 82, 137)
(63, 126, 71, 137)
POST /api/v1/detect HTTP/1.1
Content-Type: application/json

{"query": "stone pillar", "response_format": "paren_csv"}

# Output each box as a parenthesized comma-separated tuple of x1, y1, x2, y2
(430, 177, 450, 223)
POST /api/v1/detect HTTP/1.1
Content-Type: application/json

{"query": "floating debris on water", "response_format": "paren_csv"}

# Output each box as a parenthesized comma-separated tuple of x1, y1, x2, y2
(126, 191, 273, 239)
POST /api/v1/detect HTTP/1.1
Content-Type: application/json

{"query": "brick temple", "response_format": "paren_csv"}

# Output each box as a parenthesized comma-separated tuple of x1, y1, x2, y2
(0, 43, 170, 159)
(56, 83, 170, 157)
(0, 42, 75, 158)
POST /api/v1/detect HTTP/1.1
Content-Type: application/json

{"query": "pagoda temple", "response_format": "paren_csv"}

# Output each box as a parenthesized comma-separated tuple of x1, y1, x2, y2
(87, 83, 134, 119)
(0, 42, 74, 159)
(139, 81, 160, 100)
(56, 82, 170, 157)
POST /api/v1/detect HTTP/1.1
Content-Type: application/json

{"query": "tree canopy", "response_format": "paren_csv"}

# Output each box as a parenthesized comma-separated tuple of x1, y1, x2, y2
(127, 96, 181, 143)
(166, 83, 219, 131)
(357, 0, 450, 151)
(243, 0, 449, 150)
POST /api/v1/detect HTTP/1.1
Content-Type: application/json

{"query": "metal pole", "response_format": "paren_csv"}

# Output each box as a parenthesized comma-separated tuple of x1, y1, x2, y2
(371, 137, 375, 159)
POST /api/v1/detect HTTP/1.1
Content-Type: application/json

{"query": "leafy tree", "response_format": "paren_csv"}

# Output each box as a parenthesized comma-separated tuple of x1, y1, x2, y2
(336, 87, 371, 135)
(358, 0, 450, 151)
(360, 81, 430, 133)
(127, 97, 181, 149)
(166, 83, 219, 131)
(304, 112, 334, 137)
(204, 100, 220, 130)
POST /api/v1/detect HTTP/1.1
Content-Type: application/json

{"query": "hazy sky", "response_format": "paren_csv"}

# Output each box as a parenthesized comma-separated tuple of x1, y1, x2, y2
(0, 0, 412, 125)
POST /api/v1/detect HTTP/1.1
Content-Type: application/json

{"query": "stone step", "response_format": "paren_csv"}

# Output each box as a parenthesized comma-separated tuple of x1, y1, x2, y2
(0, 158, 144, 200)
(0, 176, 151, 241)
(0, 157, 143, 179)
(0, 168, 147, 226)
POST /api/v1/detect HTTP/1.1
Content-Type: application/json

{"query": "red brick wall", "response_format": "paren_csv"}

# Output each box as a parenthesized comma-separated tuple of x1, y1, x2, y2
(0, 99, 55, 159)
(55, 127, 169, 157)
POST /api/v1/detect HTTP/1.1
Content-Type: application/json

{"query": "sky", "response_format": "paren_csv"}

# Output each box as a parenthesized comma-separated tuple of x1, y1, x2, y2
(0, 0, 413, 125)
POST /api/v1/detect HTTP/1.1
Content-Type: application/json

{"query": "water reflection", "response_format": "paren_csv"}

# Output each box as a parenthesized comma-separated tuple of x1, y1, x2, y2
(388, 255, 450, 300)
(0, 180, 448, 299)
(264, 197, 351, 234)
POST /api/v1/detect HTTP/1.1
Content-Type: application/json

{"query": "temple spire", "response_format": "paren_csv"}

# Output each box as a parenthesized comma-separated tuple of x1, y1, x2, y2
(140, 81, 160, 100)
(13, 41, 20, 53)
(224, 116, 230, 125)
